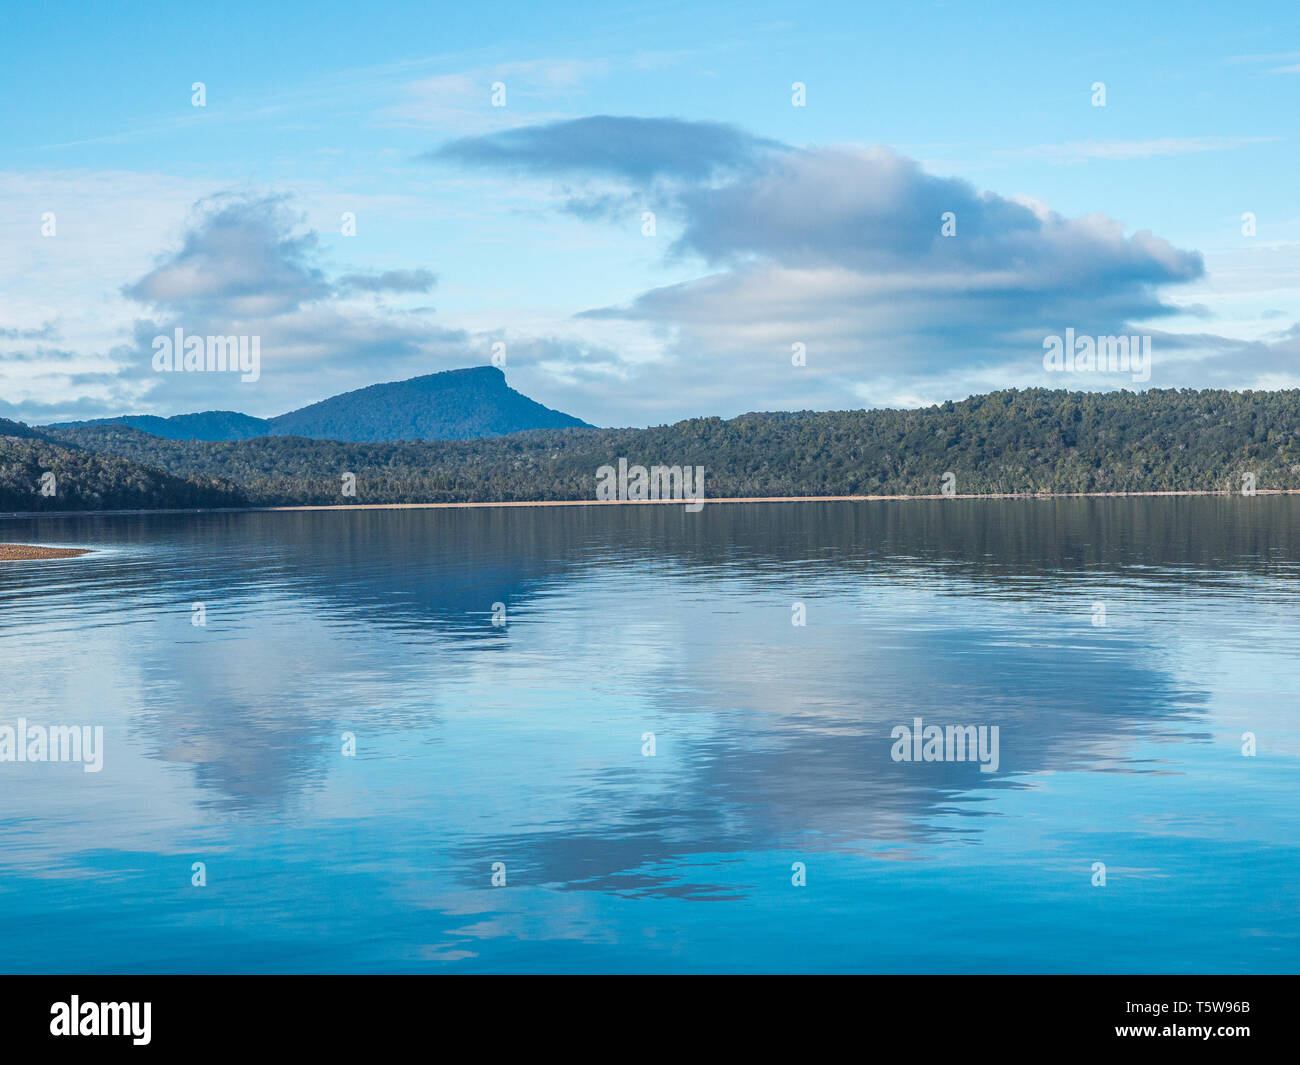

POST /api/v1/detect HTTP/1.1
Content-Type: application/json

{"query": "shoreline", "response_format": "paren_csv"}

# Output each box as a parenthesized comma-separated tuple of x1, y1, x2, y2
(0, 488, 1296, 520)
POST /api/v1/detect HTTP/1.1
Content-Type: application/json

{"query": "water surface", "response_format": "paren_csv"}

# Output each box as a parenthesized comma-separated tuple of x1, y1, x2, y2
(1, 498, 1297, 972)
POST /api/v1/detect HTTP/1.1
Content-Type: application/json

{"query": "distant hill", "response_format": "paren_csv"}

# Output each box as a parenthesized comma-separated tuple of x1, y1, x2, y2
(47, 410, 272, 441)
(43, 388, 1300, 508)
(47, 366, 591, 443)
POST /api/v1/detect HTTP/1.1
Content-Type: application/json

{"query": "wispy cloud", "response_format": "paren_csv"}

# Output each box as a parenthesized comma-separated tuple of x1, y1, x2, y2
(1220, 48, 1300, 75)
(428, 115, 785, 181)
(337, 268, 437, 294)
(1223, 49, 1300, 63)
(1004, 136, 1280, 164)
(384, 58, 614, 132)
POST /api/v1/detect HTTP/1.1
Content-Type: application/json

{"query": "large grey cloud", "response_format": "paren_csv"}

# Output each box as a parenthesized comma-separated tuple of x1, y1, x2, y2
(589, 145, 1214, 409)
(429, 116, 1297, 418)
(670, 147, 1202, 288)
(582, 142, 1207, 352)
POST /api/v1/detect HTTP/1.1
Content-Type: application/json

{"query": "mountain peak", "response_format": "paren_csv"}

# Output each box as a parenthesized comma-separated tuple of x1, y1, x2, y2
(44, 365, 591, 443)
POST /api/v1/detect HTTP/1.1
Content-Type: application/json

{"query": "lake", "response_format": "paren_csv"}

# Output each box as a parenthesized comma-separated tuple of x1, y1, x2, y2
(1, 498, 1297, 973)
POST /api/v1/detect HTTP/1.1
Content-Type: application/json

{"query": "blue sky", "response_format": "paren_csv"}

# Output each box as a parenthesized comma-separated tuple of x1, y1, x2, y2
(1, 0, 1297, 425)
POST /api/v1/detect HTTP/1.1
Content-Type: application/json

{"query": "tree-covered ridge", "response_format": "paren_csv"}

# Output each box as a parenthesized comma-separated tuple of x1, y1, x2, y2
(0, 421, 246, 512)
(36, 388, 1300, 508)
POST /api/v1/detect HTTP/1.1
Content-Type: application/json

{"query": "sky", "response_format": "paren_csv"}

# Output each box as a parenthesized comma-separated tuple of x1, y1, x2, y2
(1, 0, 1297, 427)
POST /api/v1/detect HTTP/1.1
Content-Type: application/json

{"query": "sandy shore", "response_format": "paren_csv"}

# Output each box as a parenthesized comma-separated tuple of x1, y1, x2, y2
(1, 489, 1296, 521)
(266, 489, 1300, 511)
(0, 544, 92, 560)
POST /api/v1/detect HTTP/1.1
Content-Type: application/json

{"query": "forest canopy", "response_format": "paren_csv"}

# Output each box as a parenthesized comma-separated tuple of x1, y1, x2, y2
(4, 388, 1296, 511)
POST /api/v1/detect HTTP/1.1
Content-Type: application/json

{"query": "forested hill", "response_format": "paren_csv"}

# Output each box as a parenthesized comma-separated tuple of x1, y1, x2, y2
(35, 388, 1300, 508)
(0, 418, 246, 512)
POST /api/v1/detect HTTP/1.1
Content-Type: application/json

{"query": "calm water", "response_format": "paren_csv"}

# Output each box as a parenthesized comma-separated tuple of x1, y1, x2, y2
(1, 498, 1297, 973)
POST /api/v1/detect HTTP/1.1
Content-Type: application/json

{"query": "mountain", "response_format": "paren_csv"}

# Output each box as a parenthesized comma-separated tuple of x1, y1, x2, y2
(46, 366, 592, 443)
(43, 387, 1300, 508)
(266, 366, 591, 441)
